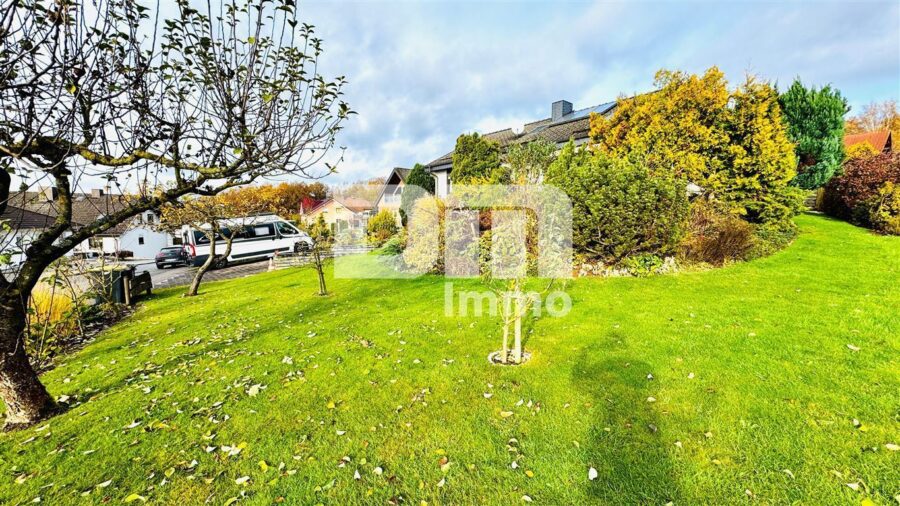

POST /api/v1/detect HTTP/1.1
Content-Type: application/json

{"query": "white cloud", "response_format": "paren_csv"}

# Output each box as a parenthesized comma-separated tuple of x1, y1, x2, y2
(300, 0, 898, 184)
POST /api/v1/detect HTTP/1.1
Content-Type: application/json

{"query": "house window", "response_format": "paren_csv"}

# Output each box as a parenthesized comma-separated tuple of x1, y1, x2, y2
(88, 237, 103, 249)
(138, 235, 145, 245)
(172, 236, 183, 246)
(146, 213, 155, 224)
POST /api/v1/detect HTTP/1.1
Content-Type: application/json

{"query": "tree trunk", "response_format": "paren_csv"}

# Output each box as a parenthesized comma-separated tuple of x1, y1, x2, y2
(187, 234, 217, 297)
(501, 322, 509, 364)
(0, 293, 58, 429)
(314, 248, 327, 295)
(513, 293, 523, 364)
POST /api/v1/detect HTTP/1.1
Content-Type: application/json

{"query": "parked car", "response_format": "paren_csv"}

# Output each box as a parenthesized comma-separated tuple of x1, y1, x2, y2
(155, 246, 189, 268)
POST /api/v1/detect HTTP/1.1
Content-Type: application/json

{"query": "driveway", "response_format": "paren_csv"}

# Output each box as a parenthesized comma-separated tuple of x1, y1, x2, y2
(134, 259, 274, 290)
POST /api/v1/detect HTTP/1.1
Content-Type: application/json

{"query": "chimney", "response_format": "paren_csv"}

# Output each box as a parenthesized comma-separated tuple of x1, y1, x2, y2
(551, 100, 573, 122)
(42, 186, 58, 202)
(91, 188, 105, 198)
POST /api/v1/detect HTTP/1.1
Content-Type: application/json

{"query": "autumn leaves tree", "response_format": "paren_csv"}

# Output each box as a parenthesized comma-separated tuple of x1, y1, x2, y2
(0, 0, 350, 427)
(845, 100, 900, 139)
(223, 183, 328, 221)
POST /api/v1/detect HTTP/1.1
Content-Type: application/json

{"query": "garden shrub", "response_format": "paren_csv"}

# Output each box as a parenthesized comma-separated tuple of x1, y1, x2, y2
(590, 67, 802, 226)
(865, 182, 900, 235)
(622, 254, 665, 277)
(746, 219, 798, 260)
(845, 141, 879, 161)
(822, 152, 900, 224)
(376, 231, 406, 256)
(546, 149, 689, 264)
(679, 201, 754, 265)
(399, 164, 434, 226)
(451, 133, 502, 184)
(366, 209, 399, 246)
(402, 197, 445, 274)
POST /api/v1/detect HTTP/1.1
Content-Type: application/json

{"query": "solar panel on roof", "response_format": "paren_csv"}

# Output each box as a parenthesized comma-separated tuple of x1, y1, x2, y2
(553, 101, 616, 125)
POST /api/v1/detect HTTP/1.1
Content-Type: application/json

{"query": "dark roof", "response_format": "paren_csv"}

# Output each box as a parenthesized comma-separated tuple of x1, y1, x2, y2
(6, 191, 140, 235)
(374, 167, 413, 206)
(1, 205, 56, 229)
(383, 167, 411, 185)
(425, 100, 617, 171)
(844, 131, 892, 152)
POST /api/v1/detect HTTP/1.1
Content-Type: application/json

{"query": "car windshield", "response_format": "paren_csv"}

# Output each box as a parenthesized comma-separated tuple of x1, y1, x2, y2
(161, 248, 182, 253)
(276, 221, 299, 236)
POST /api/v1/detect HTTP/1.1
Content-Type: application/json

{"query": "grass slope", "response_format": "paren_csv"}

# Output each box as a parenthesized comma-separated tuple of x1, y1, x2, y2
(1, 214, 898, 505)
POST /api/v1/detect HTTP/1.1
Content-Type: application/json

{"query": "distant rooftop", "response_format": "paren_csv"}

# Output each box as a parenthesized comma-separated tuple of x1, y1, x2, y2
(426, 99, 617, 171)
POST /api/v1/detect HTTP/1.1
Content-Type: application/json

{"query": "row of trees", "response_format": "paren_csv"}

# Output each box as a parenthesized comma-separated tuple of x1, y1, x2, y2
(0, 0, 351, 427)
(435, 68, 810, 270)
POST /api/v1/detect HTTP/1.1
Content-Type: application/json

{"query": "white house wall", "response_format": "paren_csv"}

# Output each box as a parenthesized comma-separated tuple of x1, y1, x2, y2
(434, 171, 450, 198)
(119, 227, 172, 258)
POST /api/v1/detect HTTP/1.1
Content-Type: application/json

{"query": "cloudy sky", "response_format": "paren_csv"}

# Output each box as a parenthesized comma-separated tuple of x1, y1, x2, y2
(296, 0, 899, 184)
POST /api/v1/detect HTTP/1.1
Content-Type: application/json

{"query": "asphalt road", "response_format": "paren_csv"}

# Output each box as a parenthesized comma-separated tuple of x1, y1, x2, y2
(133, 259, 273, 290)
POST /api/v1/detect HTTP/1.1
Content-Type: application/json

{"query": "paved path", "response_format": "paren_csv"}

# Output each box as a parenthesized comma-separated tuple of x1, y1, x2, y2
(135, 259, 275, 289)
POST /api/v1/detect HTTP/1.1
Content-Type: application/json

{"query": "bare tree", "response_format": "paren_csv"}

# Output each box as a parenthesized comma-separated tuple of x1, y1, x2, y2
(0, 0, 350, 427)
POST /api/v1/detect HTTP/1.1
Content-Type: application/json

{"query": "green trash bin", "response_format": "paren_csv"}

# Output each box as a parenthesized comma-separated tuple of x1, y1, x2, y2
(87, 265, 136, 304)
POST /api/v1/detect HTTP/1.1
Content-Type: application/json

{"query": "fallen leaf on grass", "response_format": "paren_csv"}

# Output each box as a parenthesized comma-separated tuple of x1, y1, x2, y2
(588, 467, 598, 481)
(846, 344, 860, 352)
(500, 411, 514, 418)
(124, 494, 146, 503)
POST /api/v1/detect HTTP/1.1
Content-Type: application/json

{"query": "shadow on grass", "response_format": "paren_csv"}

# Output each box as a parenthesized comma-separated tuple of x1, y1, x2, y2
(572, 354, 677, 504)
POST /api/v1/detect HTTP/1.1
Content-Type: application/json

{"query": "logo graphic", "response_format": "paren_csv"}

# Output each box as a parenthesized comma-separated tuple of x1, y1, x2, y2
(333, 183, 573, 317)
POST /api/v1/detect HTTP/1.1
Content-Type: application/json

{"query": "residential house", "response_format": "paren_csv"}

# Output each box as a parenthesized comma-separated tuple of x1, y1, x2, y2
(844, 131, 893, 154)
(0, 202, 56, 268)
(4, 187, 175, 260)
(302, 196, 374, 232)
(373, 167, 411, 223)
(425, 99, 617, 197)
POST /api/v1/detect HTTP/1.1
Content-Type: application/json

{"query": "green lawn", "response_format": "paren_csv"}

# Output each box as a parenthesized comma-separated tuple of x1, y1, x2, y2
(1, 214, 898, 505)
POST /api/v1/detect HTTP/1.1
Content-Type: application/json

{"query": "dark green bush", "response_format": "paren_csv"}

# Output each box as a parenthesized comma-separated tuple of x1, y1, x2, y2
(546, 149, 689, 264)
(747, 220, 798, 260)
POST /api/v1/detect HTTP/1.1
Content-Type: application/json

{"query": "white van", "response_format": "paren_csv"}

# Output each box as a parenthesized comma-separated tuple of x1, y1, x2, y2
(180, 214, 313, 268)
